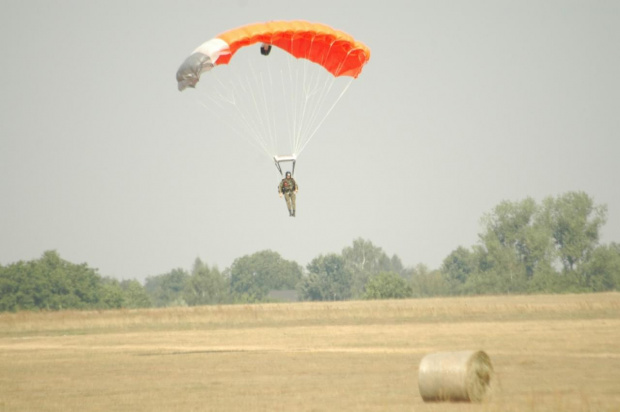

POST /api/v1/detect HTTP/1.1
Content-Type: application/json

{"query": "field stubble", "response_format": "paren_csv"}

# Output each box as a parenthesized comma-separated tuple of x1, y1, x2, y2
(1, 293, 619, 411)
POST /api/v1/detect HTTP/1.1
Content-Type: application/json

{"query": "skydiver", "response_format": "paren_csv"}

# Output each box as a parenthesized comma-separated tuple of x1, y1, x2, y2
(278, 171, 298, 217)
(260, 43, 272, 56)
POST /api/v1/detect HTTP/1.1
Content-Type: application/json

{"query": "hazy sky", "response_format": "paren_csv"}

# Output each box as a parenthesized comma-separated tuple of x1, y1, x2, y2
(2, 0, 619, 281)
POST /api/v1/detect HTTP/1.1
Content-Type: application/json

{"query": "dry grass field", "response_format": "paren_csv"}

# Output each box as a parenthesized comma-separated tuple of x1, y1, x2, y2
(1, 293, 619, 411)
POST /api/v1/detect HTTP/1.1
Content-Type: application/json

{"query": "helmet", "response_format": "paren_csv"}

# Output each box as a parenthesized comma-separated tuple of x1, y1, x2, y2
(285, 171, 291, 177)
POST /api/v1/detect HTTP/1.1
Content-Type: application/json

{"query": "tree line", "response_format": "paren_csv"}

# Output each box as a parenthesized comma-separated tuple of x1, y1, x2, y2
(1, 191, 619, 312)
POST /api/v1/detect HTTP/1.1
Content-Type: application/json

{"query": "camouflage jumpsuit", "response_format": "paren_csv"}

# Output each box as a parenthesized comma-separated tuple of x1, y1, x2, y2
(278, 176, 298, 216)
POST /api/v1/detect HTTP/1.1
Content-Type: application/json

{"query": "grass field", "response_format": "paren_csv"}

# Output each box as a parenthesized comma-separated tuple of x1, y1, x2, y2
(1, 293, 619, 411)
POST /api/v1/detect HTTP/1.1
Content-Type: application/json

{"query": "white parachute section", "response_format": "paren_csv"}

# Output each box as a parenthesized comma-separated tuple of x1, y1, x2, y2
(192, 45, 354, 175)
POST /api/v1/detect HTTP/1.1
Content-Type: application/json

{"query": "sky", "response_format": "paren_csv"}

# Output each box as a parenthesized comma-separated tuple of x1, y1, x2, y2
(1, 0, 619, 282)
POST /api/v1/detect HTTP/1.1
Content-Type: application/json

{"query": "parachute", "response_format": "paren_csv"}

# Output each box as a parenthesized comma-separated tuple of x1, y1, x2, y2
(176, 21, 370, 175)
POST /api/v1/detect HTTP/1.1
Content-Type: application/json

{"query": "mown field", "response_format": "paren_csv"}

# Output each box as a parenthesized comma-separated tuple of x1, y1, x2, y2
(1, 293, 619, 411)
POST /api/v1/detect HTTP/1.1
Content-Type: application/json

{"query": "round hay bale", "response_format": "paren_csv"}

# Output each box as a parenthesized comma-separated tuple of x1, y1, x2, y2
(418, 350, 493, 402)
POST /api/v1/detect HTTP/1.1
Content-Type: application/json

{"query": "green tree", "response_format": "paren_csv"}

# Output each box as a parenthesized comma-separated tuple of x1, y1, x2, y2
(0, 251, 110, 311)
(471, 197, 566, 294)
(341, 238, 403, 297)
(364, 272, 411, 300)
(34, 251, 102, 309)
(479, 198, 552, 289)
(229, 250, 302, 302)
(0, 261, 35, 311)
(409, 264, 449, 297)
(144, 268, 190, 307)
(460, 191, 611, 294)
(541, 191, 607, 272)
(579, 243, 620, 291)
(120, 280, 152, 308)
(184, 258, 230, 305)
(298, 254, 352, 301)
(441, 247, 476, 294)
(99, 277, 124, 309)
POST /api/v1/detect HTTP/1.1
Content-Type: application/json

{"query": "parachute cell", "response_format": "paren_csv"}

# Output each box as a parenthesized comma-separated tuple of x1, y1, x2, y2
(177, 21, 370, 91)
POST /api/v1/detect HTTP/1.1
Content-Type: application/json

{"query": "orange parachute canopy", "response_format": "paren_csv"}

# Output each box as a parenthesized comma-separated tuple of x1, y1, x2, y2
(214, 21, 370, 78)
(177, 20, 370, 91)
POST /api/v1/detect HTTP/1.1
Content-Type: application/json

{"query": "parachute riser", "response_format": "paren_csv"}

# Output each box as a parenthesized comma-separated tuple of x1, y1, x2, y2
(274, 154, 297, 176)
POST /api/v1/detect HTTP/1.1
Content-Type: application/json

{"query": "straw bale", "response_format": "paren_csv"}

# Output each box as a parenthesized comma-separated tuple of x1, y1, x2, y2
(418, 350, 493, 402)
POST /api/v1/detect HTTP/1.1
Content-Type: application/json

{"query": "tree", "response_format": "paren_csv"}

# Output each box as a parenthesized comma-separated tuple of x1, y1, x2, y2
(409, 264, 449, 297)
(298, 254, 352, 301)
(341, 238, 402, 297)
(144, 268, 190, 307)
(441, 247, 476, 294)
(460, 191, 612, 294)
(0, 261, 34, 311)
(184, 258, 230, 305)
(0, 251, 121, 311)
(541, 191, 607, 272)
(229, 250, 302, 302)
(579, 243, 620, 291)
(120, 280, 152, 308)
(364, 272, 411, 300)
(480, 198, 553, 285)
(99, 277, 124, 309)
(472, 197, 565, 294)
